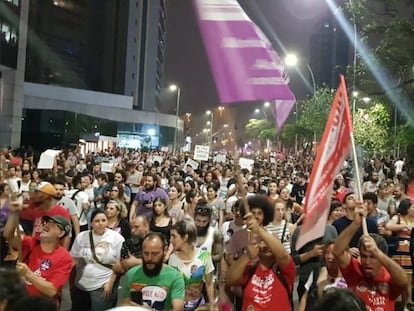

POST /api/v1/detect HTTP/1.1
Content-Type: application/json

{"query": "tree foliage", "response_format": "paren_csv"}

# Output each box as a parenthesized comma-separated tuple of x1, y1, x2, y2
(353, 103, 390, 154)
(244, 118, 275, 141)
(297, 88, 335, 141)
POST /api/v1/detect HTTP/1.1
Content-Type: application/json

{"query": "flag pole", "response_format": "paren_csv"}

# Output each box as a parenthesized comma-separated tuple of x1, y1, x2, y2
(349, 104, 368, 236)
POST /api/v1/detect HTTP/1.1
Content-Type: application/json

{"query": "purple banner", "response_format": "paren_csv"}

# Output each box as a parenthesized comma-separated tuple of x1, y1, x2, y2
(193, 0, 296, 104)
(272, 98, 296, 131)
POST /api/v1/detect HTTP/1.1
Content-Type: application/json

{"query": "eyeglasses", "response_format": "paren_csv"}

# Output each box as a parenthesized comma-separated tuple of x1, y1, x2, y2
(43, 219, 64, 231)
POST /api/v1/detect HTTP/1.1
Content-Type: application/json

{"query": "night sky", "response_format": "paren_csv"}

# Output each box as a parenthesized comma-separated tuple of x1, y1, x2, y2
(164, 0, 331, 119)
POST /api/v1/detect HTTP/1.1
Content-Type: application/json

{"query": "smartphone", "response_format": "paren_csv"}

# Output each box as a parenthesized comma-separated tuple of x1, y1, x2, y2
(130, 291, 143, 305)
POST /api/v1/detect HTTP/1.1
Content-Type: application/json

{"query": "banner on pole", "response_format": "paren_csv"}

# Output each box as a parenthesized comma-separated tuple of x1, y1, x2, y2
(296, 76, 353, 250)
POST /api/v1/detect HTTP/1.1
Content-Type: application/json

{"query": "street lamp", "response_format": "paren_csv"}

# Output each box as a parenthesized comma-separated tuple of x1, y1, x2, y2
(206, 110, 214, 151)
(169, 84, 181, 154)
(285, 53, 317, 154)
(284, 53, 316, 95)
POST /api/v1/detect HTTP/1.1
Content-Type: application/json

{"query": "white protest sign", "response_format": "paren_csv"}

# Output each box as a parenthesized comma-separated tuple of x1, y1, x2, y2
(185, 159, 199, 170)
(193, 145, 210, 161)
(101, 162, 114, 173)
(37, 149, 61, 169)
(270, 157, 276, 164)
(239, 158, 255, 172)
(214, 154, 226, 163)
(153, 156, 164, 165)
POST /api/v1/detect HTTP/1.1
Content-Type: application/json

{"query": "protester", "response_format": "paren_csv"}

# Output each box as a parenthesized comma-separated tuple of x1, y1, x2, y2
(333, 201, 408, 311)
(4, 201, 72, 306)
(120, 232, 185, 310)
(105, 199, 131, 240)
(226, 197, 296, 311)
(70, 209, 125, 311)
(0, 269, 28, 311)
(169, 219, 216, 310)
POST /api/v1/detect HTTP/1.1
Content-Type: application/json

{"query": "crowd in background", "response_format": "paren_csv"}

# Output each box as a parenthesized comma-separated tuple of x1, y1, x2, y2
(0, 146, 413, 311)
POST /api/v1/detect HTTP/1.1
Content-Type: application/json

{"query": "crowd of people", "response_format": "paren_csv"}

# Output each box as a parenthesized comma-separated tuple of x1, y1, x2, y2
(0, 146, 412, 311)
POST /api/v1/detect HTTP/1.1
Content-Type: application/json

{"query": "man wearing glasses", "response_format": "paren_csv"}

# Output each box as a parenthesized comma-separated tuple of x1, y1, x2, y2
(4, 202, 73, 307)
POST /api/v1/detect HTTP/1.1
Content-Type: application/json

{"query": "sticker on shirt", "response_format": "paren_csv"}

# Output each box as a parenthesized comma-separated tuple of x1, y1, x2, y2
(40, 259, 52, 271)
(142, 285, 167, 310)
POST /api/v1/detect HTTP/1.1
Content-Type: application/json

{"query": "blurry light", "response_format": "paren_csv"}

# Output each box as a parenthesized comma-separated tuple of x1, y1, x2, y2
(206, 110, 212, 115)
(285, 54, 298, 67)
(362, 97, 371, 103)
(94, 132, 100, 137)
(147, 129, 156, 136)
(169, 84, 178, 92)
(352, 91, 359, 98)
(254, 108, 260, 114)
(264, 102, 270, 108)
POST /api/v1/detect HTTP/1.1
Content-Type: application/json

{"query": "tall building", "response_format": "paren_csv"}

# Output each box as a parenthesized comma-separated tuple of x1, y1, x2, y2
(0, 0, 182, 150)
(309, 13, 350, 89)
(124, 0, 167, 111)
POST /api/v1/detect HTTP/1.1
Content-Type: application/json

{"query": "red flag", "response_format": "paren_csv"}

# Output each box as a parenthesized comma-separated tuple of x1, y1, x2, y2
(296, 76, 353, 250)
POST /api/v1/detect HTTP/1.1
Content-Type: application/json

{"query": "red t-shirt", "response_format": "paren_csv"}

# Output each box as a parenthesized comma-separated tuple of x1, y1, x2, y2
(32, 205, 71, 241)
(22, 237, 72, 300)
(242, 257, 296, 311)
(341, 257, 405, 311)
(20, 200, 39, 222)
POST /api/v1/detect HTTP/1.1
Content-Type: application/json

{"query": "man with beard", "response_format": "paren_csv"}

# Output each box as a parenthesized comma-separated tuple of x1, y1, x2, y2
(120, 232, 185, 311)
(194, 202, 223, 264)
(53, 177, 80, 247)
(333, 202, 407, 311)
(362, 172, 380, 194)
(129, 174, 169, 222)
(113, 216, 150, 274)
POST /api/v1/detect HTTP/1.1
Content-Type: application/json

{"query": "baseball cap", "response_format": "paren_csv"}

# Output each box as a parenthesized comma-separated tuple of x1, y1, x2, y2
(42, 215, 71, 235)
(36, 182, 57, 197)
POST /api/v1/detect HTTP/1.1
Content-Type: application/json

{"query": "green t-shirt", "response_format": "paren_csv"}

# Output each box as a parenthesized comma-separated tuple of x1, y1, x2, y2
(121, 264, 185, 310)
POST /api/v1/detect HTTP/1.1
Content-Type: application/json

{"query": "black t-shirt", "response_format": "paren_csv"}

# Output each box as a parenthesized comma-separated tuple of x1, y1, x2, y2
(332, 216, 379, 248)
(291, 183, 308, 205)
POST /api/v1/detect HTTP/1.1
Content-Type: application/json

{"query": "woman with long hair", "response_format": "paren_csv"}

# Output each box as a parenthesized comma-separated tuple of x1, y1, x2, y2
(168, 184, 185, 223)
(105, 200, 130, 240)
(70, 209, 124, 311)
(150, 197, 173, 245)
(169, 219, 215, 311)
(184, 189, 202, 219)
(387, 198, 414, 307)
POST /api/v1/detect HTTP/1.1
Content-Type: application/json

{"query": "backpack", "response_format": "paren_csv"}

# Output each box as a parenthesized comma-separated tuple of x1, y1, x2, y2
(242, 261, 294, 310)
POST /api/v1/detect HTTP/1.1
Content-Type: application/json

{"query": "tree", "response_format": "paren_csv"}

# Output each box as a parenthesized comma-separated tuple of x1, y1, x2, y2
(353, 103, 390, 155)
(344, 0, 414, 160)
(297, 88, 335, 141)
(244, 118, 275, 141)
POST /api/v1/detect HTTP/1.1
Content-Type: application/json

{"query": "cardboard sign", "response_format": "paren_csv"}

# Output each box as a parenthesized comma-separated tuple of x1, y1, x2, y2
(37, 149, 61, 169)
(101, 162, 114, 173)
(214, 154, 226, 163)
(185, 159, 199, 170)
(193, 145, 210, 161)
(239, 157, 254, 172)
(153, 156, 164, 165)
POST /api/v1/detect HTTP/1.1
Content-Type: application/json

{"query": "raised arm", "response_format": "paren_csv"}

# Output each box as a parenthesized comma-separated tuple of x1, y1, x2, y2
(333, 203, 365, 268)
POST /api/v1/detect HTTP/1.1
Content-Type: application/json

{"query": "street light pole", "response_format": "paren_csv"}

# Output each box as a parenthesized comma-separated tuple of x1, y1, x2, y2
(206, 110, 214, 152)
(170, 85, 181, 154)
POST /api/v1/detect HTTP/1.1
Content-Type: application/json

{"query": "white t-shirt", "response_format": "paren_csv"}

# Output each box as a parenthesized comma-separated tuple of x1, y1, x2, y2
(395, 160, 404, 175)
(70, 229, 124, 291)
(65, 189, 90, 226)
